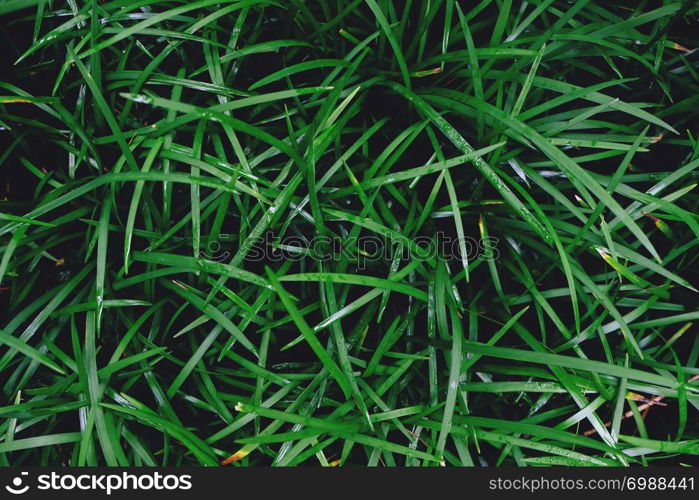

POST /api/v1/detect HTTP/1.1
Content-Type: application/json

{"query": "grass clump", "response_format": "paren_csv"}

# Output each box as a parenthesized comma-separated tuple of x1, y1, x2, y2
(0, 0, 698, 466)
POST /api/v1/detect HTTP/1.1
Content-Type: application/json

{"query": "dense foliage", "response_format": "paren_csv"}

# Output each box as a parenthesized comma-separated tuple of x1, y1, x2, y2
(1, 0, 698, 466)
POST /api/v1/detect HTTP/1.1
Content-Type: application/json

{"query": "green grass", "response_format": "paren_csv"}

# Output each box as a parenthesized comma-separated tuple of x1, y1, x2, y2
(0, 0, 698, 466)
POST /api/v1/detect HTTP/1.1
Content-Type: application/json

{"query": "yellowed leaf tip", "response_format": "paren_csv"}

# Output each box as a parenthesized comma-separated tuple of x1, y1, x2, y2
(670, 42, 691, 53)
(0, 98, 31, 103)
(221, 449, 250, 465)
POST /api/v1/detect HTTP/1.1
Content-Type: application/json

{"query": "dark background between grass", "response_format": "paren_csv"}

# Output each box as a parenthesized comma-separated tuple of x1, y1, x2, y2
(0, 0, 698, 466)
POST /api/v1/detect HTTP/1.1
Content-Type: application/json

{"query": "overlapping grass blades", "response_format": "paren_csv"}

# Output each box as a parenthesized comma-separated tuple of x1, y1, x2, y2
(0, 0, 698, 466)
